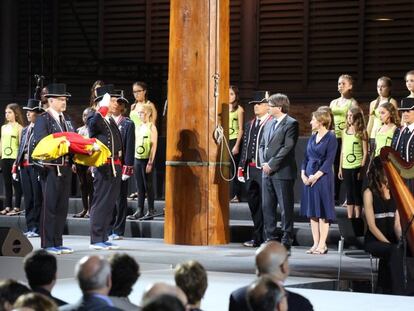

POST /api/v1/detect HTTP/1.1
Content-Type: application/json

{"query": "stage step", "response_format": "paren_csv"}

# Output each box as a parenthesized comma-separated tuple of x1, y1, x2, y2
(64, 198, 348, 222)
(0, 214, 342, 247)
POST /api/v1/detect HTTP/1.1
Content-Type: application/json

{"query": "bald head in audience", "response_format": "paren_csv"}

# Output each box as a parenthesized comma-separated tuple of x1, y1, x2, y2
(255, 241, 290, 282)
(142, 282, 187, 307)
(75, 255, 112, 296)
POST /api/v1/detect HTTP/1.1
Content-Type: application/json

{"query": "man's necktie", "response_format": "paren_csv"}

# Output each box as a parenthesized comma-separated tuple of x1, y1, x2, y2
(59, 115, 67, 131)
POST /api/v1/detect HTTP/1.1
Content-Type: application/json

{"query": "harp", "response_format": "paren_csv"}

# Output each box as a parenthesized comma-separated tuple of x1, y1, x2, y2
(380, 146, 414, 253)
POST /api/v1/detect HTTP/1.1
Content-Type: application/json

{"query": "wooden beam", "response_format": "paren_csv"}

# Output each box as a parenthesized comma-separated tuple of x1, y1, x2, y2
(165, 0, 230, 245)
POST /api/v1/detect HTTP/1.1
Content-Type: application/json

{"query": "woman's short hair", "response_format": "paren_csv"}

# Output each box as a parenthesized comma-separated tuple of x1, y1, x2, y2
(174, 260, 208, 305)
(313, 108, 332, 129)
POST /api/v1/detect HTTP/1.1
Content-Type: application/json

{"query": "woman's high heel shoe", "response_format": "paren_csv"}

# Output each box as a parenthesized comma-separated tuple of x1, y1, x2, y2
(313, 246, 328, 255)
(306, 246, 317, 254)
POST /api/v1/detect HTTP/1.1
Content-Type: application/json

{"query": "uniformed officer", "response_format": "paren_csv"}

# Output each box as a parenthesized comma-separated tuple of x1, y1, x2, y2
(87, 85, 123, 250)
(238, 91, 272, 247)
(109, 90, 135, 240)
(12, 99, 44, 238)
(33, 83, 75, 254)
(391, 97, 414, 193)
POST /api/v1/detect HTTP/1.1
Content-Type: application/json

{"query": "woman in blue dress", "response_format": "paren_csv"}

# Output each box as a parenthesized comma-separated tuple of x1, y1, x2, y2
(301, 108, 338, 254)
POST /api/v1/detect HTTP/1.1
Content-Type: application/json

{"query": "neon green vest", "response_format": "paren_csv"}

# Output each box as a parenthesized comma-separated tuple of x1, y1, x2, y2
(135, 123, 152, 159)
(129, 110, 142, 128)
(370, 107, 382, 139)
(229, 108, 239, 140)
(332, 99, 353, 138)
(342, 130, 363, 169)
(375, 126, 396, 157)
(1, 123, 20, 159)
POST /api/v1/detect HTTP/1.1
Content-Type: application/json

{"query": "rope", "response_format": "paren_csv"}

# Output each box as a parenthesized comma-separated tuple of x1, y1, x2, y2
(211, 0, 236, 182)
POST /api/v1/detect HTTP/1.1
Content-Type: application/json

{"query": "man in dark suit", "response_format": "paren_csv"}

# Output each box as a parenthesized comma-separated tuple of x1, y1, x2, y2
(259, 93, 299, 250)
(229, 241, 313, 311)
(13, 98, 44, 237)
(391, 97, 414, 193)
(238, 91, 272, 247)
(60, 255, 121, 311)
(108, 90, 135, 240)
(33, 83, 75, 255)
(23, 249, 67, 306)
(87, 85, 123, 250)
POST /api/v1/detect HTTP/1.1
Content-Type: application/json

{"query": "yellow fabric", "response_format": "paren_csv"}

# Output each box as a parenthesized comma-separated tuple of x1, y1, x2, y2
(32, 134, 111, 167)
(229, 108, 239, 140)
(74, 140, 111, 167)
(32, 135, 69, 161)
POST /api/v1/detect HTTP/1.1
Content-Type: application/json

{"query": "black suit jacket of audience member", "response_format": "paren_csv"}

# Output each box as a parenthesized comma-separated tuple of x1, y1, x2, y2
(59, 295, 122, 311)
(33, 286, 67, 306)
(228, 285, 313, 311)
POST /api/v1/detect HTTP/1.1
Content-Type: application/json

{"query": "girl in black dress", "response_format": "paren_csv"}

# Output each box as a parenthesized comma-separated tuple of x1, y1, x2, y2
(364, 157, 402, 293)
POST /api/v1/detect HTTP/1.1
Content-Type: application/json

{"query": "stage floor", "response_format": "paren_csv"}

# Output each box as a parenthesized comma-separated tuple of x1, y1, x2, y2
(0, 235, 412, 310)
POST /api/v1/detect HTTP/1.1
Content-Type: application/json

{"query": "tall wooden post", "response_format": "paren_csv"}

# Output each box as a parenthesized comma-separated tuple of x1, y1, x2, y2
(165, 0, 229, 245)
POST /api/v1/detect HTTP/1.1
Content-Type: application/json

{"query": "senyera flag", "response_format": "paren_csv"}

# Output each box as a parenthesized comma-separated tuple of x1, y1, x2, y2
(32, 132, 111, 167)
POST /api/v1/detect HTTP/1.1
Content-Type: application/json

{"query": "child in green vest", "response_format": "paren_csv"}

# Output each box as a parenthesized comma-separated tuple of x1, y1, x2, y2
(338, 106, 368, 218)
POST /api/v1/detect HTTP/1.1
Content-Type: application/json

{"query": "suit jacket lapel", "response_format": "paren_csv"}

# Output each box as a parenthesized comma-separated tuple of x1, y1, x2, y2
(269, 116, 287, 144)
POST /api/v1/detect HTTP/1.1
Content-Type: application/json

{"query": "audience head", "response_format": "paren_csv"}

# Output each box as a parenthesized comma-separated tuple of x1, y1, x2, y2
(75, 255, 112, 295)
(174, 260, 207, 307)
(247, 276, 287, 311)
(267, 93, 290, 115)
(0, 279, 31, 311)
(13, 292, 58, 311)
(142, 282, 187, 307)
(23, 249, 57, 290)
(142, 294, 185, 311)
(108, 253, 140, 298)
(255, 241, 290, 282)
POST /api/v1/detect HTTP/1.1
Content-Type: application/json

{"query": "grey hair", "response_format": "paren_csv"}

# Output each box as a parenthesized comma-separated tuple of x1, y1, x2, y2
(75, 257, 111, 292)
(258, 253, 286, 275)
(267, 93, 290, 113)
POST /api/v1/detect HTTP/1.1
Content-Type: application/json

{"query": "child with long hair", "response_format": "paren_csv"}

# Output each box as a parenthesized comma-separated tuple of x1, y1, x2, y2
(338, 106, 368, 218)
(329, 74, 359, 204)
(229, 85, 244, 202)
(127, 104, 158, 220)
(0, 103, 25, 215)
(374, 102, 400, 157)
(367, 76, 398, 154)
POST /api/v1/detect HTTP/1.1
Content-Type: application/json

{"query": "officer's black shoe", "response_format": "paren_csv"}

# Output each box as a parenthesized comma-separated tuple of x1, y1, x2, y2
(127, 211, 144, 220)
(139, 211, 155, 220)
(243, 240, 261, 247)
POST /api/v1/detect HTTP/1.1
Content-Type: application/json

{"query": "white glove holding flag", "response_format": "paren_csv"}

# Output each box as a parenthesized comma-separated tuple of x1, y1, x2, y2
(121, 174, 130, 181)
(98, 93, 110, 108)
(237, 167, 245, 183)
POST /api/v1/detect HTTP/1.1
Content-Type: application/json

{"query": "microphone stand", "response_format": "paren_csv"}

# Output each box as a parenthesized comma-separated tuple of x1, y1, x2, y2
(399, 213, 414, 289)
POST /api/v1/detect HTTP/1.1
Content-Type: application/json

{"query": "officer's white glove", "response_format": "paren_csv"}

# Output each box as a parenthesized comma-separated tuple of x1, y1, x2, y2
(98, 93, 110, 108)
(237, 167, 245, 183)
(121, 174, 130, 181)
(12, 173, 18, 181)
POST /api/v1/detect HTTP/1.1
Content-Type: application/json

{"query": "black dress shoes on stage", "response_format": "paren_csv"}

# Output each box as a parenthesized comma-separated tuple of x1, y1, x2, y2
(243, 240, 261, 247)
(126, 211, 144, 220)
